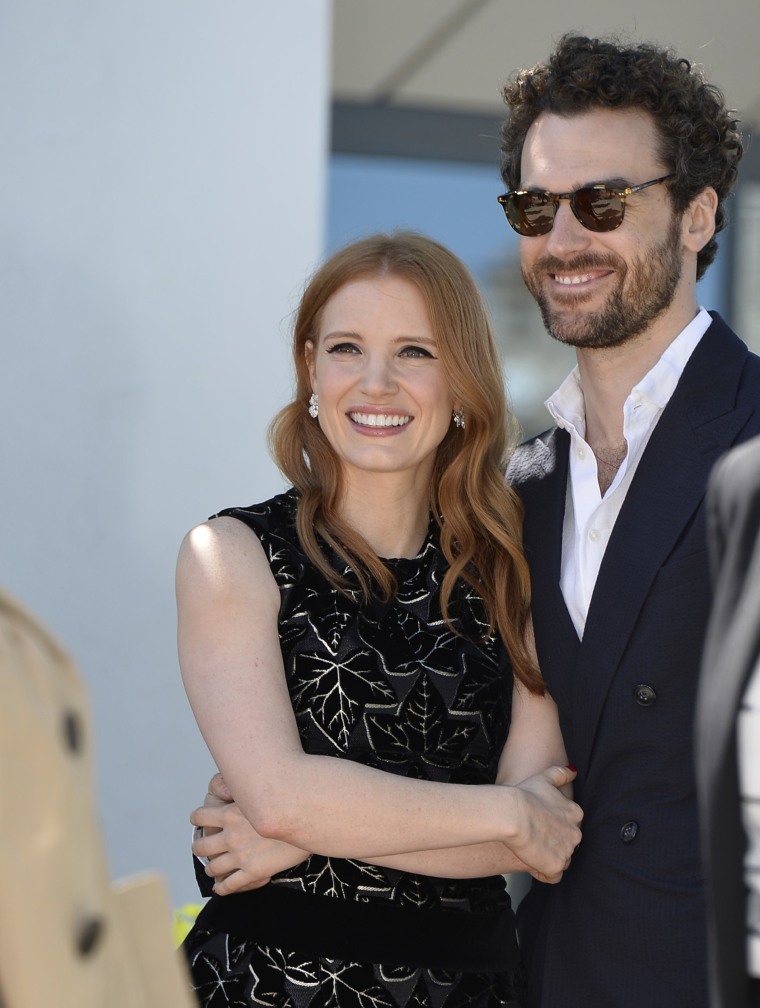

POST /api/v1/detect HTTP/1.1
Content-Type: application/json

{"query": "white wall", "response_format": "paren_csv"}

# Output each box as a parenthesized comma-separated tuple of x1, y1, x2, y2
(0, 0, 331, 906)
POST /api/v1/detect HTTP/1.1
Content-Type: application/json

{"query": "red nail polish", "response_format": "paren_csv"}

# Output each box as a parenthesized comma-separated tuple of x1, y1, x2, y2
(566, 764, 577, 772)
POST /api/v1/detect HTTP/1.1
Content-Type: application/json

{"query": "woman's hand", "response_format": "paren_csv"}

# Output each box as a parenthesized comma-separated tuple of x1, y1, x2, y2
(504, 765, 583, 883)
(191, 774, 310, 896)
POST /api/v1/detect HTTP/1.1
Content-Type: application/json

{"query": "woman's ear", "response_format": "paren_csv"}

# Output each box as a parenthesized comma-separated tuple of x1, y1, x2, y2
(682, 186, 718, 253)
(305, 339, 316, 389)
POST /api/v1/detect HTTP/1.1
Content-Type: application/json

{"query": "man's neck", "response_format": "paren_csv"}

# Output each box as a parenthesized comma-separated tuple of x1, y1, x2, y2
(576, 303, 700, 449)
(575, 303, 701, 493)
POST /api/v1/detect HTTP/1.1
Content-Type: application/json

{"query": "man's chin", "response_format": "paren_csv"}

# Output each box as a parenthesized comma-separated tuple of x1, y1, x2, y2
(548, 327, 592, 348)
(544, 311, 617, 350)
(540, 305, 595, 347)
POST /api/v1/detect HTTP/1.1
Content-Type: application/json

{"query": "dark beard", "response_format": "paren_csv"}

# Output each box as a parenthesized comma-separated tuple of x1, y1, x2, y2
(522, 217, 683, 349)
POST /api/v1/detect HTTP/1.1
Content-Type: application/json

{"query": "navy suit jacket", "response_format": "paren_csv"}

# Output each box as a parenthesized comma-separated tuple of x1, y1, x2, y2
(507, 314, 760, 1008)
(696, 434, 760, 1008)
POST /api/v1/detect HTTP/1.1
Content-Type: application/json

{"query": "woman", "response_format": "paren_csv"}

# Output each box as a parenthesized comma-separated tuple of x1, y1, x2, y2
(177, 232, 582, 1007)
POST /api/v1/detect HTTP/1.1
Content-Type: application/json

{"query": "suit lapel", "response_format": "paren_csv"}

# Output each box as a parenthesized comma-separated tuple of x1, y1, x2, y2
(710, 554, 760, 757)
(571, 316, 754, 775)
(511, 430, 581, 739)
(700, 445, 760, 795)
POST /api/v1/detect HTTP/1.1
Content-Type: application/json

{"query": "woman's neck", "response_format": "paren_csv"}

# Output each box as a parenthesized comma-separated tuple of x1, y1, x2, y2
(338, 477, 431, 558)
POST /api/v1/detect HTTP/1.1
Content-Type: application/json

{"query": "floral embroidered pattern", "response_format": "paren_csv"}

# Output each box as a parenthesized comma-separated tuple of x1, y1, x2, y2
(184, 490, 522, 1006)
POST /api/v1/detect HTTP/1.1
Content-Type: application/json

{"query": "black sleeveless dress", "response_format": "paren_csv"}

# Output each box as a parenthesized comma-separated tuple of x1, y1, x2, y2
(182, 489, 524, 1007)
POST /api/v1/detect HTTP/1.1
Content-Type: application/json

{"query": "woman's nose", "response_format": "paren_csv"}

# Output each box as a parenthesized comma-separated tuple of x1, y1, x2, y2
(358, 355, 398, 396)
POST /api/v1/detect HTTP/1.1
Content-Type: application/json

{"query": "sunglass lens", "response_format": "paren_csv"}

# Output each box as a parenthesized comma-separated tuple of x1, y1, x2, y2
(509, 193, 555, 236)
(573, 187, 624, 232)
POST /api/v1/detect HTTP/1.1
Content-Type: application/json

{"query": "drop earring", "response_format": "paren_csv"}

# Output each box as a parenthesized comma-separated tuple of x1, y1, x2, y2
(452, 408, 465, 429)
(308, 392, 319, 418)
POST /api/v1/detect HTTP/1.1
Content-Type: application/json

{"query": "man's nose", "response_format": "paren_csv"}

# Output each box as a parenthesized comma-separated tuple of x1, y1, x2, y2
(543, 200, 594, 258)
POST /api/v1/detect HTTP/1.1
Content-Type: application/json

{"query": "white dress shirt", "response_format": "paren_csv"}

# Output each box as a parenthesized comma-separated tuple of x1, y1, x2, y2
(545, 307, 712, 637)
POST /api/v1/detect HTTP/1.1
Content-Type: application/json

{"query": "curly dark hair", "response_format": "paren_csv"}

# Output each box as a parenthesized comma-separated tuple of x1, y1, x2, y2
(500, 33, 743, 279)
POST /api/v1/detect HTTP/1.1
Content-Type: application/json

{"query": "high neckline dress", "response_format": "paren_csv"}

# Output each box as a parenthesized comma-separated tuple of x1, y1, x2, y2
(182, 488, 524, 1007)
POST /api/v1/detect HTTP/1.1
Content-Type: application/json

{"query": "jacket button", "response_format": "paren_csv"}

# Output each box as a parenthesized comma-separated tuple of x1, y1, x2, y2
(62, 709, 84, 753)
(76, 914, 105, 956)
(633, 684, 657, 706)
(620, 821, 639, 843)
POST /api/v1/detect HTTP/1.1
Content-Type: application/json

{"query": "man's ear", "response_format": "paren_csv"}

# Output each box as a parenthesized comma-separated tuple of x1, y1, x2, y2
(682, 186, 718, 253)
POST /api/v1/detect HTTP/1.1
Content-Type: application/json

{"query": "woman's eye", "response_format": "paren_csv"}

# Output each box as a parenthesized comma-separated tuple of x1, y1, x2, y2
(400, 345, 436, 358)
(326, 342, 360, 355)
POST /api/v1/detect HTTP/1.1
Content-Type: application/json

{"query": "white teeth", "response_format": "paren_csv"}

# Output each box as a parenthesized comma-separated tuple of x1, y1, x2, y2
(556, 273, 594, 285)
(349, 412, 412, 427)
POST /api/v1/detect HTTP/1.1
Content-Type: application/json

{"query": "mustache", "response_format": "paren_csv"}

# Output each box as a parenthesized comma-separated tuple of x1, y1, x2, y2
(533, 253, 625, 274)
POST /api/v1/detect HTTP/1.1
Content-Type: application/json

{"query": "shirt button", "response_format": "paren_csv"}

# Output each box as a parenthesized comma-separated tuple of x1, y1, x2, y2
(633, 684, 657, 706)
(577, 447, 586, 459)
(620, 821, 639, 843)
(588, 529, 600, 542)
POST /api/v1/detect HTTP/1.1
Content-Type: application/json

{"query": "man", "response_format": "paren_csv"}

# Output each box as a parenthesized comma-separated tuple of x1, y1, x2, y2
(0, 586, 195, 1007)
(500, 33, 760, 1008)
(696, 435, 760, 1008)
